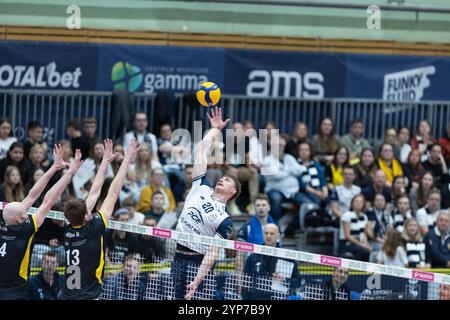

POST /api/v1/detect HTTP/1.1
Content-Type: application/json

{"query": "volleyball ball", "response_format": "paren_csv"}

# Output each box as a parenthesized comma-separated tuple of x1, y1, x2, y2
(196, 82, 221, 107)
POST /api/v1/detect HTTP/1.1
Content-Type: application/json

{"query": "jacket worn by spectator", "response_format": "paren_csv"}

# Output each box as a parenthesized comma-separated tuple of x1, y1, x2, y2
(424, 226, 450, 268)
(28, 272, 64, 300)
(237, 215, 276, 245)
(262, 153, 303, 198)
(137, 185, 176, 213)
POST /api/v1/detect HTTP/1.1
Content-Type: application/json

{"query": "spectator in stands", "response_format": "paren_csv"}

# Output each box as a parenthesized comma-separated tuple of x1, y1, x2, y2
(111, 144, 124, 176)
(237, 194, 275, 245)
(242, 120, 264, 167)
(130, 142, 162, 190)
(391, 196, 412, 233)
(354, 148, 378, 189)
(66, 119, 90, 160)
(260, 121, 278, 155)
(376, 229, 408, 267)
(362, 169, 392, 205)
(330, 166, 361, 219)
(311, 117, 341, 165)
(339, 194, 371, 261)
(106, 211, 139, 263)
(123, 112, 158, 159)
(104, 254, 146, 300)
(323, 267, 350, 300)
(439, 122, 450, 163)
(119, 169, 141, 205)
(25, 144, 49, 183)
(325, 146, 350, 189)
(297, 142, 328, 207)
(422, 143, 449, 186)
(143, 191, 165, 221)
(81, 117, 99, 157)
(402, 149, 425, 190)
(402, 218, 429, 268)
(0, 118, 17, 160)
(261, 135, 304, 222)
(0, 165, 25, 202)
(375, 127, 401, 160)
(28, 252, 63, 300)
(24, 167, 45, 207)
(340, 118, 371, 164)
(242, 224, 299, 300)
(409, 171, 434, 213)
(439, 284, 450, 301)
(285, 122, 309, 158)
(58, 139, 73, 164)
(377, 143, 403, 186)
(366, 194, 392, 252)
(416, 189, 441, 236)
(23, 121, 44, 159)
(411, 120, 436, 160)
(137, 167, 176, 213)
(136, 216, 165, 263)
(120, 196, 145, 225)
(173, 164, 193, 203)
(398, 127, 412, 164)
(0, 142, 26, 183)
(424, 210, 450, 268)
(391, 175, 408, 206)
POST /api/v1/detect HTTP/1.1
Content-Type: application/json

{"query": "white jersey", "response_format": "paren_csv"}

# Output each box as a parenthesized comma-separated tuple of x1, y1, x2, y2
(176, 174, 233, 254)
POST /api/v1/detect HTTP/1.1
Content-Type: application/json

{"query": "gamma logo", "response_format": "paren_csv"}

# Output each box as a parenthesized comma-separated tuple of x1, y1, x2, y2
(111, 61, 143, 92)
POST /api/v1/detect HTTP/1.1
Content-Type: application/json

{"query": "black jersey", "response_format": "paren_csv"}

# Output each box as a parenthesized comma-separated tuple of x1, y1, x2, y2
(61, 211, 108, 300)
(0, 210, 37, 288)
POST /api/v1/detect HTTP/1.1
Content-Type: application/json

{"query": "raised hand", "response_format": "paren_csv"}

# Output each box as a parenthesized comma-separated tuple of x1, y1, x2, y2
(102, 138, 119, 164)
(52, 144, 69, 170)
(207, 107, 230, 130)
(68, 149, 83, 176)
(184, 281, 198, 300)
(124, 138, 140, 163)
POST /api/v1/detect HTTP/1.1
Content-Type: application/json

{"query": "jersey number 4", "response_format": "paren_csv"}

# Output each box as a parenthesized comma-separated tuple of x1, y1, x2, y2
(66, 249, 80, 265)
(0, 243, 6, 257)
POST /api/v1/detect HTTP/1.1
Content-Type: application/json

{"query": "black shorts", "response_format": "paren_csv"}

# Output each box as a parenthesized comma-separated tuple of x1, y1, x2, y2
(0, 283, 29, 300)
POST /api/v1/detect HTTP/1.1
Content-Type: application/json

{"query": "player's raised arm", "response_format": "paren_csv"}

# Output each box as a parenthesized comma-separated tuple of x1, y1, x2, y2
(192, 107, 230, 179)
(100, 138, 139, 220)
(85, 138, 119, 214)
(21, 144, 68, 210)
(34, 149, 83, 228)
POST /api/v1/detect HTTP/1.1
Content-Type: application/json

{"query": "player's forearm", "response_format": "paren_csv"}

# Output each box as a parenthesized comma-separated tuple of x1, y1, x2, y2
(85, 162, 109, 211)
(41, 170, 74, 209)
(107, 159, 131, 201)
(193, 247, 219, 285)
(22, 165, 58, 208)
(202, 128, 221, 150)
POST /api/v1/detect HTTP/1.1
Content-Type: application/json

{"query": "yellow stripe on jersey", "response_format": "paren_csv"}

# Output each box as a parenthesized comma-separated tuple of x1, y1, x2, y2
(95, 235, 105, 285)
(31, 215, 37, 232)
(19, 216, 38, 281)
(98, 210, 108, 228)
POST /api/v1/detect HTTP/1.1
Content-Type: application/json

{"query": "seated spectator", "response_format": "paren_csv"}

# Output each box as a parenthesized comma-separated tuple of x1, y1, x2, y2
(261, 135, 304, 222)
(137, 168, 176, 213)
(0, 165, 25, 202)
(397, 127, 412, 164)
(354, 148, 377, 189)
(416, 189, 442, 236)
(325, 146, 350, 189)
(157, 123, 187, 185)
(340, 118, 371, 164)
(66, 119, 90, 160)
(237, 194, 275, 245)
(120, 196, 145, 225)
(25, 144, 50, 183)
(285, 122, 309, 158)
(111, 144, 124, 176)
(330, 166, 361, 220)
(339, 194, 371, 261)
(58, 139, 73, 164)
(136, 217, 165, 263)
(123, 112, 158, 160)
(409, 171, 434, 213)
(130, 142, 162, 190)
(402, 218, 430, 268)
(366, 194, 393, 252)
(22, 121, 44, 159)
(143, 191, 165, 222)
(81, 117, 99, 157)
(0, 142, 26, 183)
(402, 149, 425, 190)
(242, 120, 264, 168)
(0, 118, 17, 160)
(28, 252, 63, 300)
(439, 284, 450, 301)
(411, 120, 436, 161)
(103, 255, 146, 300)
(362, 169, 392, 205)
(311, 117, 341, 166)
(391, 175, 408, 207)
(106, 211, 139, 263)
(242, 224, 299, 300)
(438, 122, 450, 163)
(422, 143, 449, 187)
(424, 210, 450, 268)
(322, 267, 350, 300)
(374, 127, 401, 160)
(173, 165, 193, 203)
(376, 229, 408, 267)
(391, 196, 412, 233)
(377, 143, 403, 186)
(119, 170, 141, 205)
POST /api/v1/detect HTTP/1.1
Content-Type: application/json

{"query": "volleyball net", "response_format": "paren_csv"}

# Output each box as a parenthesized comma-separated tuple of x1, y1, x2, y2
(17, 204, 450, 301)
